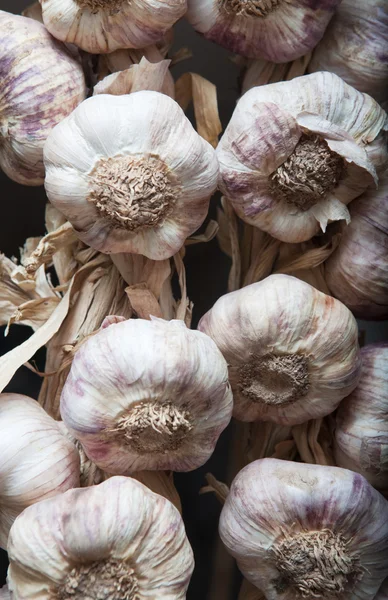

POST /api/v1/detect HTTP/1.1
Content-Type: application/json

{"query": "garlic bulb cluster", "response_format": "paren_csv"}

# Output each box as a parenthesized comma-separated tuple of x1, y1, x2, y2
(334, 343, 388, 491)
(309, 0, 388, 104)
(220, 458, 388, 600)
(0, 11, 86, 186)
(217, 72, 388, 243)
(44, 91, 218, 260)
(60, 316, 233, 474)
(0, 394, 80, 550)
(325, 171, 388, 320)
(198, 274, 361, 426)
(39, 0, 186, 54)
(7, 476, 194, 599)
(186, 0, 340, 63)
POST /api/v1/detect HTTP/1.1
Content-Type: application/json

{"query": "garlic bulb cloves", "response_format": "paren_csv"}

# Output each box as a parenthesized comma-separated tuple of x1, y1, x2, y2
(60, 317, 233, 474)
(334, 343, 388, 491)
(217, 72, 388, 243)
(7, 476, 194, 599)
(186, 0, 340, 63)
(44, 91, 219, 260)
(0, 11, 86, 186)
(39, 0, 187, 54)
(198, 274, 361, 426)
(220, 458, 388, 599)
(0, 394, 80, 550)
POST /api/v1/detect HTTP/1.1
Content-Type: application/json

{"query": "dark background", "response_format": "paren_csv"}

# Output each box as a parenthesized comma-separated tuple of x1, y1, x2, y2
(1, 3, 387, 599)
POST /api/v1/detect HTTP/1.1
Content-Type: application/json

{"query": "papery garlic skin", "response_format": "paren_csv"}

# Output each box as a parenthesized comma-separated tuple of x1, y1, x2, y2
(7, 476, 194, 600)
(39, 0, 186, 54)
(186, 0, 340, 63)
(0, 394, 80, 549)
(44, 91, 218, 260)
(325, 171, 388, 320)
(198, 274, 361, 426)
(0, 11, 86, 186)
(60, 317, 233, 473)
(217, 72, 388, 243)
(334, 343, 388, 491)
(220, 458, 388, 600)
(309, 0, 388, 104)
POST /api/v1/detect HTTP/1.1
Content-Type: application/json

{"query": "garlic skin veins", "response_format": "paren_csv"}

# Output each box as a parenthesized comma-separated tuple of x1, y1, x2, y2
(198, 274, 361, 426)
(7, 476, 194, 600)
(217, 72, 388, 243)
(60, 317, 233, 474)
(186, 0, 340, 63)
(0, 394, 80, 550)
(334, 343, 388, 491)
(39, 0, 187, 54)
(44, 91, 218, 260)
(0, 11, 86, 186)
(219, 458, 388, 600)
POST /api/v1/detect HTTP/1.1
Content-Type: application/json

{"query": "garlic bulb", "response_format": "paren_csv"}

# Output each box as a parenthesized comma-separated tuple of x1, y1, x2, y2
(334, 343, 388, 491)
(325, 171, 388, 320)
(39, 0, 186, 54)
(309, 0, 388, 104)
(7, 476, 194, 599)
(0, 11, 86, 186)
(198, 274, 361, 426)
(186, 0, 340, 63)
(44, 91, 218, 260)
(60, 316, 233, 473)
(217, 72, 388, 243)
(220, 458, 388, 600)
(0, 394, 80, 549)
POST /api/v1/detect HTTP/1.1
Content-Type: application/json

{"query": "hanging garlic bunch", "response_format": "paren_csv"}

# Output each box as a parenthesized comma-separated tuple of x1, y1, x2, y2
(39, 0, 187, 54)
(44, 91, 219, 260)
(0, 11, 86, 186)
(7, 476, 194, 599)
(334, 343, 388, 491)
(186, 0, 340, 62)
(309, 0, 388, 104)
(198, 274, 361, 426)
(0, 394, 80, 550)
(220, 458, 388, 599)
(217, 72, 388, 243)
(60, 317, 233, 474)
(325, 171, 388, 319)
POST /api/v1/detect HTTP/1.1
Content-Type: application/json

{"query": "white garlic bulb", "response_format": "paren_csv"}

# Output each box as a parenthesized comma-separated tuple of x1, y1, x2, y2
(217, 72, 388, 243)
(186, 0, 340, 62)
(0, 394, 80, 550)
(334, 343, 388, 491)
(220, 458, 388, 600)
(198, 274, 361, 426)
(325, 171, 388, 320)
(44, 91, 218, 260)
(309, 0, 388, 104)
(60, 316, 233, 473)
(7, 476, 194, 599)
(0, 11, 86, 186)
(39, 0, 186, 54)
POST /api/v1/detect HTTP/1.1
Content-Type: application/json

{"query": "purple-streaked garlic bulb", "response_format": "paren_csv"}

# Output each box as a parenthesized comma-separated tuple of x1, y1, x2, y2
(7, 476, 194, 599)
(39, 0, 186, 54)
(325, 171, 388, 320)
(217, 72, 388, 243)
(334, 343, 388, 491)
(186, 0, 340, 63)
(0, 394, 80, 550)
(198, 274, 361, 426)
(220, 458, 388, 599)
(309, 0, 388, 105)
(60, 317, 233, 474)
(0, 11, 86, 186)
